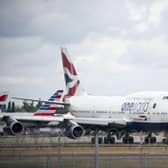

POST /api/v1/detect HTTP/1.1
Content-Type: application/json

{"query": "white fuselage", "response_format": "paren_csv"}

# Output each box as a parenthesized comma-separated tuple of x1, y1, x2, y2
(69, 95, 123, 118)
(68, 91, 168, 126)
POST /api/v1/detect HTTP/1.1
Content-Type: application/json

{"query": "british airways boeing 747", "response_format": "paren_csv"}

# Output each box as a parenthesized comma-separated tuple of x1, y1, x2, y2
(59, 48, 168, 144)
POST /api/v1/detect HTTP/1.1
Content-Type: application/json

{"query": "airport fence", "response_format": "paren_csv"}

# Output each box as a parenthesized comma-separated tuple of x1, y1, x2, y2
(0, 135, 168, 168)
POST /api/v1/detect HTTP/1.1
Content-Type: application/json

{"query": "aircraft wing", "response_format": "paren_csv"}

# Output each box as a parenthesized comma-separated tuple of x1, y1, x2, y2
(0, 112, 74, 123)
(73, 117, 126, 127)
(0, 112, 126, 127)
(12, 97, 70, 106)
(9, 115, 64, 122)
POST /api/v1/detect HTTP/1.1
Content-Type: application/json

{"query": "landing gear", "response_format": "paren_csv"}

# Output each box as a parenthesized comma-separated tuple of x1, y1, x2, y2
(144, 133, 157, 144)
(91, 136, 115, 144)
(122, 133, 134, 144)
(91, 136, 103, 144)
(162, 132, 168, 144)
(104, 136, 115, 144)
(162, 138, 168, 144)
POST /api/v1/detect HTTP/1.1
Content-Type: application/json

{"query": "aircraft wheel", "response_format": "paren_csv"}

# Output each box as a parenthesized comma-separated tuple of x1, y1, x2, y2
(91, 137, 103, 144)
(144, 136, 156, 144)
(123, 136, 134, 144)
(98, 137, 103, 144)
(144, 137, 149, 144)
(104, 137, 115, 144)
(145, 137, 151, 144)
(162, 138, 168, 144)
(91, 137, 95, 144)
(129, 136, 134, 144)
(151, 137, 156, 144)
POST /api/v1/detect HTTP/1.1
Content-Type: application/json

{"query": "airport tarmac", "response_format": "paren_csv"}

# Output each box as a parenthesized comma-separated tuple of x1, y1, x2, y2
(0, 134, 165, 145)
(0, 135, 168, 168)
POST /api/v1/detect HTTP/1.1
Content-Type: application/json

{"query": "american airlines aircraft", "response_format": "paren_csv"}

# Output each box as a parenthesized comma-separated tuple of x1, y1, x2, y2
(0, 90, 73, 135)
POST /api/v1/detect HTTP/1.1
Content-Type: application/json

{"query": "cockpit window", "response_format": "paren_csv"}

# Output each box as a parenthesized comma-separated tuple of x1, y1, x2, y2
(163, 96, 168, 100)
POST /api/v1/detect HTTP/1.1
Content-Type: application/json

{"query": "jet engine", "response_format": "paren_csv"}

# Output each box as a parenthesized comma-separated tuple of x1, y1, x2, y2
(64, 121, 84, 139)
(3, 118, 24, 135)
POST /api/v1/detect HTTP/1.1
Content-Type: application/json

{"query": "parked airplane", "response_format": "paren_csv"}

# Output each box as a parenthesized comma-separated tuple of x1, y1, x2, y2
(10, 48, 168, 144)
(59, 48, 168, 144)
(0, 90, 73, 135)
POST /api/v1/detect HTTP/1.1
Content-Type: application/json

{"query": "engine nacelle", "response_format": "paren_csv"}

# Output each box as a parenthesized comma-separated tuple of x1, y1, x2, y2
(64, 121, 84, 139)
(3, 119, 24, 135)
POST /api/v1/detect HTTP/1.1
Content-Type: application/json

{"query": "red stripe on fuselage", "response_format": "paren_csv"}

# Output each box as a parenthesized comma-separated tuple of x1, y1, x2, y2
(48, 107, 57, 110)
(33, 113, 55, 116)
(139, 115, 145, 118)
(55, 95, 62, 99)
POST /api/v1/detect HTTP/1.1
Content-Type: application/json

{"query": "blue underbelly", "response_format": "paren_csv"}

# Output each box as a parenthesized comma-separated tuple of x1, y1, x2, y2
(126, 122, 168, 132)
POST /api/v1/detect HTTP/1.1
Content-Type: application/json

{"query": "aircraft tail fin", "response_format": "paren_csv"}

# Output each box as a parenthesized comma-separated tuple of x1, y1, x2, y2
(61, 48, 86, 98)
(34, 90, 64, 116)
(0, 92, 8, 112)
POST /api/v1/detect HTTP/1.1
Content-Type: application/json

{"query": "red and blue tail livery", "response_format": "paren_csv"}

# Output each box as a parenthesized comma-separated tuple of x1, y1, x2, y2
(34, 90, 64, 116)
(61, 48, 81, 97)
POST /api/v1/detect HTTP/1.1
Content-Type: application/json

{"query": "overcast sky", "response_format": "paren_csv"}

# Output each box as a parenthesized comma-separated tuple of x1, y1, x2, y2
(1, 0, 168, 102)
